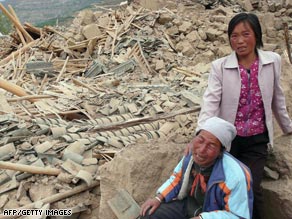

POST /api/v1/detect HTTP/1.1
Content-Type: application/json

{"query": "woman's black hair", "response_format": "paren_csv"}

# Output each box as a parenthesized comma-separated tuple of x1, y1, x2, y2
(228, 13, 263, 48)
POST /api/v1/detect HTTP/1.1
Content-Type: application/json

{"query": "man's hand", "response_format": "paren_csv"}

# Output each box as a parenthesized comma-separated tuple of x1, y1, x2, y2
(190, 217, 200, 219)
(140, 198, 161, 216)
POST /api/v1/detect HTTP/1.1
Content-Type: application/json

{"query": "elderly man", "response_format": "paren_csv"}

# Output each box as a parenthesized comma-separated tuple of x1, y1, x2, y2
(140, 117, 253, 219)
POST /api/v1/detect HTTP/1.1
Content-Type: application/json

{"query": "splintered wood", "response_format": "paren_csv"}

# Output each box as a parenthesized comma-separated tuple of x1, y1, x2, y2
(0, 2, 204, 160)
(0, 1, 207, 218)
(129, 42, 153, 74)
(0, 4, 33, 43)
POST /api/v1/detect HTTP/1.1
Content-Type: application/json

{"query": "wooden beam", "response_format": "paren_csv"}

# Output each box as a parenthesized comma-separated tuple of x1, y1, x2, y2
(7, 5, 26, 45)
(7, 94, 55, 102)
(0, 79, 39, 103)
(24, 22, 41, 36)
(0, 3, 33, 42)
(72, 78, 100, 94)
(56, 56, 69, 82)
(91, 106, 201, 132)
(0, 39, 38, 66)
(0, 181, 100, 219)
(0, 161, 61, 176)
(284, 22, 292, 64)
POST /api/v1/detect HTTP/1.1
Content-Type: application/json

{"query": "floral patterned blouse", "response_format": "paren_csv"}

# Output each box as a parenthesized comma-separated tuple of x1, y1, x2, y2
(235, 58, 267, 136)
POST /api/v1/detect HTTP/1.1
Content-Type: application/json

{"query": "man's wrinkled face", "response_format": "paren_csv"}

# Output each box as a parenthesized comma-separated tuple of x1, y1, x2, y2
(192, 130, 222, 167)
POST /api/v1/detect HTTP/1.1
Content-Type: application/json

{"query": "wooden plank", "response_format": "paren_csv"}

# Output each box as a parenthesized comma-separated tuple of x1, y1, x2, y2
(284, 22, 292, 64)
(0, 161, 61, 176)
(173, 67, 202, 78)
(0, 79, 38, 103)
(8, 5, 26, 45)
(72, 78, 99, 94)
(163, 30, 176, 52)
(56, 56, 69, 82)
(92, 106, 200, 132)
(0, 39, 38, 66)
(44, 25, 70, 40)
(0, 181, 100, 219)
(24, 22, 41, 36)
(130, 42, 153, 74)
(7, 94, 55, 102)
(52, 35, 106, 53)
(0, 3, 33, 43)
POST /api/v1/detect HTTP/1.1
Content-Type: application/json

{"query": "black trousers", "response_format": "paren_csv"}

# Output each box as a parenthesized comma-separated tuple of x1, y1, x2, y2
(230, 132, 269, 219)
(140, 199, 188, 219)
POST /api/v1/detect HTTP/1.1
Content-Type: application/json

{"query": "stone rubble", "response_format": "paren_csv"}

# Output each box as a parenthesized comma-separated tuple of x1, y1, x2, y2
(0, 0, 291, 219)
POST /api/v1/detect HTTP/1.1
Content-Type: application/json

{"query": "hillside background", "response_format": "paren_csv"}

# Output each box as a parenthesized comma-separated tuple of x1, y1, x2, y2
(0, 0, 123, 33)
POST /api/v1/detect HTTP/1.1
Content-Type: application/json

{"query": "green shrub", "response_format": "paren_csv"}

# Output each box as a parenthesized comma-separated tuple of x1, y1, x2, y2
(0, 13, 12, 34)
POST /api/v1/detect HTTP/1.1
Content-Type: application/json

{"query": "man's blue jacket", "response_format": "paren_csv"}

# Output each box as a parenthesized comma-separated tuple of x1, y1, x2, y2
(157, 152, 253, 219)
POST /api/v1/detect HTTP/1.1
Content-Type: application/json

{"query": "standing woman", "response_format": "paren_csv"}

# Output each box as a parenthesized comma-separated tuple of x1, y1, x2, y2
(196, 13, 292, 219)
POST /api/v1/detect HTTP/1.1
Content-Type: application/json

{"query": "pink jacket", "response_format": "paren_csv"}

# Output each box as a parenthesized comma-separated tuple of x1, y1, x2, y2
(197, 49, 292, 148)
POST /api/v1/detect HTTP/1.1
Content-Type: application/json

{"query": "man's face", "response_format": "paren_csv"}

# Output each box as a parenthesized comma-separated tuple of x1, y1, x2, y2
(192, 130, 222, 167)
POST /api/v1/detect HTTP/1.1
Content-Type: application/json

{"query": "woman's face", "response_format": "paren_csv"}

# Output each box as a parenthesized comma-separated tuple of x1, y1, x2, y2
(229, 21, 257, 59)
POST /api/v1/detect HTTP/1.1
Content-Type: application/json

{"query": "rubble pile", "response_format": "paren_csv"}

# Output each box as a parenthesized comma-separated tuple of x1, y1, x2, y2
(0, 0, 291, 218)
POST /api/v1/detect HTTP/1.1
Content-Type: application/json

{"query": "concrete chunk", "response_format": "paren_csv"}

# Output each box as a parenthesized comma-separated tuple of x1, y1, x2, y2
(82, 24, 102, 40)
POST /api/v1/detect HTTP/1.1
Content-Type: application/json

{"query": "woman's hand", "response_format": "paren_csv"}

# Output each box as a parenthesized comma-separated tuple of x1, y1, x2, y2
(140, 198, 161, 216)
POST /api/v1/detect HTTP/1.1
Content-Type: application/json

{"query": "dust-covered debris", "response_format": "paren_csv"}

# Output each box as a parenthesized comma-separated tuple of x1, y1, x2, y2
(0, 0, 292, 218)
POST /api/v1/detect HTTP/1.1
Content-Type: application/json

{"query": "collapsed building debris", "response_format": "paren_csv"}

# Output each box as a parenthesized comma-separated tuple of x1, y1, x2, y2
(0, 0, 291, 218)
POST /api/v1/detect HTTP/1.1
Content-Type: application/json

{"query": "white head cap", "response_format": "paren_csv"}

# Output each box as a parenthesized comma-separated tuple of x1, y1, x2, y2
(200, 117, 237, 151)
